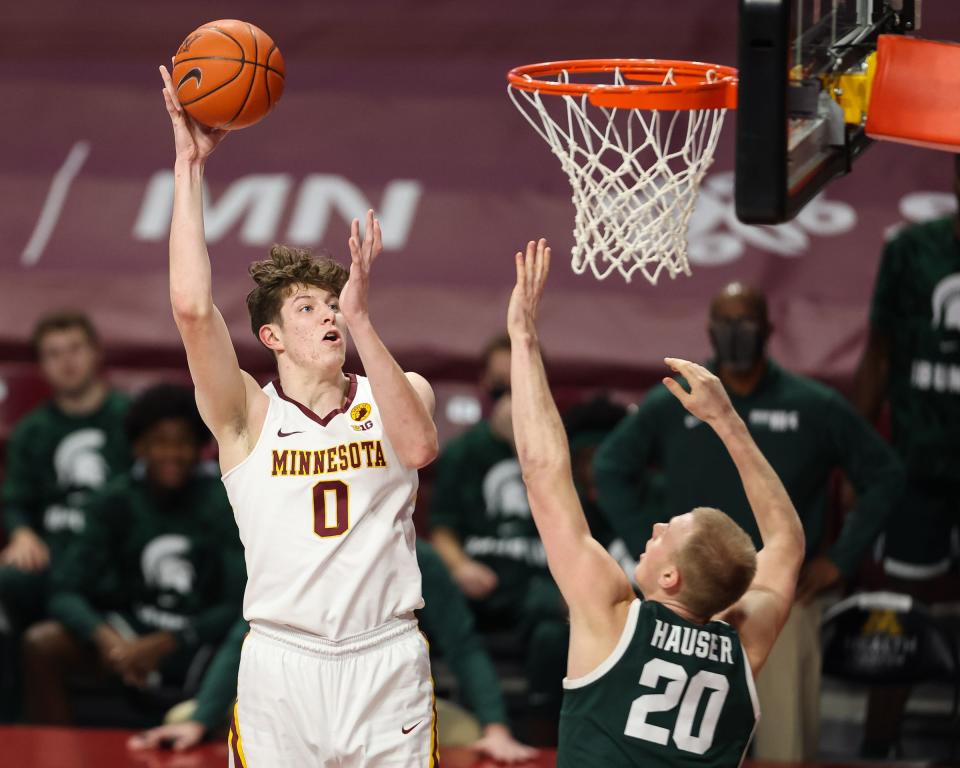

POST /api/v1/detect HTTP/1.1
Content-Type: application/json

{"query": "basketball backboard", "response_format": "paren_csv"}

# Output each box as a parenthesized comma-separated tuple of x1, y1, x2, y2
(735, 0, 920, 224)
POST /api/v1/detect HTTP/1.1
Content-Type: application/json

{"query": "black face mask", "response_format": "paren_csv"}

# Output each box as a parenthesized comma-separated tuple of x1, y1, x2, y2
(487, 382, 510, 403)
(709, 319, 767, 373)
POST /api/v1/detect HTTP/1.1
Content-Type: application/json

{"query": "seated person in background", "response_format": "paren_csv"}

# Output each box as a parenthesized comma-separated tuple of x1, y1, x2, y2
(429, 333, 567, 742)
(127, 617, 248, 751)
(22, 383, 244, 724)
(0, 312, 130, 718)
(129, 540, 535, 763)
(430, 334, 524, 608)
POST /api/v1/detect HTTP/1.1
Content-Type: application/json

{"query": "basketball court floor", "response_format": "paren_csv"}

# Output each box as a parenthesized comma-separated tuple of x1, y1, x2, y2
(0, 726, 938, 768)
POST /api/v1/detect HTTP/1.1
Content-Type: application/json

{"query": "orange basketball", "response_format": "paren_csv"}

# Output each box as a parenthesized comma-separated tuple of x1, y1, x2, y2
(172, 20, 285, 131)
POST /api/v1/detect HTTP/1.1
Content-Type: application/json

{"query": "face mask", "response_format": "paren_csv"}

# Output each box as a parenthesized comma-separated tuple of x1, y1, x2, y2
(487, 382, 510, 403)
(709, 319, 766, 373)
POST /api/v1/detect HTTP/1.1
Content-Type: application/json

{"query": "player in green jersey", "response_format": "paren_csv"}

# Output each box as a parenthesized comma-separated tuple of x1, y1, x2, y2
(507, 239, 805, 767)
(852, 156, 960, 758)
(855, 155, 960, 584)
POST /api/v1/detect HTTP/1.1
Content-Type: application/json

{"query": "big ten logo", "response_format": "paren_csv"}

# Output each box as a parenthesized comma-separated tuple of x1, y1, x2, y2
(133, 173, 422, 249)
(350, 402, 374, 432)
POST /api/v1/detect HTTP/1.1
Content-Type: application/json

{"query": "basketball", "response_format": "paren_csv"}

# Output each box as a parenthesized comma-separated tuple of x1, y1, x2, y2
(171, 19, 285, 131)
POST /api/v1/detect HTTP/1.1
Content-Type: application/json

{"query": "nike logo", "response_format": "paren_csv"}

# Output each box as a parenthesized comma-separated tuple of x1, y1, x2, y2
(401, 721, 422, 735)
(177, 67, 203, 90)
(277, 429, 304, 438)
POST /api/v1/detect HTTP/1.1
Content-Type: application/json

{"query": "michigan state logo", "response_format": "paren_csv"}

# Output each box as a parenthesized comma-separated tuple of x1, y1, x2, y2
(931, 273, 960, 332)
(351, 402, 374, 432)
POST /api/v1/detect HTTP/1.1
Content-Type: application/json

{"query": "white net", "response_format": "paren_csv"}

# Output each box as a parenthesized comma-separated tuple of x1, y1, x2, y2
(509, 66, 729, 285)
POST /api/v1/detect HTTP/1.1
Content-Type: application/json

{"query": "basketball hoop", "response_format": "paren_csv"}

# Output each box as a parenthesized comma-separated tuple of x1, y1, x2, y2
(507, 59, 737, 285)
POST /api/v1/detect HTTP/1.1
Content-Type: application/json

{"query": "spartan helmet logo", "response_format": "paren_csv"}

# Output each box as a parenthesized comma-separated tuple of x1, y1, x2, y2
(351, 403, 372, 422)
(54, 429, 108, 489)
(141, 535, 195, 596)
(931, 273, 960, 332)
(482, 458, 530, 519)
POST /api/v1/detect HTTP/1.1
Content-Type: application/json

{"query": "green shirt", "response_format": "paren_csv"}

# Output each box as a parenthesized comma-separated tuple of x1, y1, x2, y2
(559, 600, 757, 768)
(593, 361, 904, 576)
(188, 540, 509, 731)
(429, 421, 546, 613)
(1, 390, 131, 561)
(416, 539, 507, 726)
(870, 216, 960, 480)
(49, 470, 245, 646)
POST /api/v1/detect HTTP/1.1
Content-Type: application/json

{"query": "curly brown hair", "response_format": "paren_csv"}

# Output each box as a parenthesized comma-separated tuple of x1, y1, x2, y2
(246, 244, 349, 344)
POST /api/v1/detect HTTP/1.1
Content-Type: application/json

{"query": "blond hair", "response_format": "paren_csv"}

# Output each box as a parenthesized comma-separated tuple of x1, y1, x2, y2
(245, 245, 349, 344)
(676, 507, 757, 619)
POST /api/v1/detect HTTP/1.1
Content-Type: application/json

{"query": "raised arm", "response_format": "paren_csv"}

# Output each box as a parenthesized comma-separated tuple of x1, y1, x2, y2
(159, 65, 265, 466)
(339, 210, 438, 469)
(508, 239, 634, 618)
(662, 359, 804, 674)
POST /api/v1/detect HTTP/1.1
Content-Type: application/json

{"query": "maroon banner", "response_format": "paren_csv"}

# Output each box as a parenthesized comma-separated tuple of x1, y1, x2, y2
(2, 0, 958, 387)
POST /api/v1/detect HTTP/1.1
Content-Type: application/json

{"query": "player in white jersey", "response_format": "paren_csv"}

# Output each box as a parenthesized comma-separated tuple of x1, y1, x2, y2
(159, 66, 440, 767)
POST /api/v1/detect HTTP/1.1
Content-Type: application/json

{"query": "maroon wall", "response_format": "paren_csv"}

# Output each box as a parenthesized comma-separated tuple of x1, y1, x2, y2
(2, 0, 958, 389)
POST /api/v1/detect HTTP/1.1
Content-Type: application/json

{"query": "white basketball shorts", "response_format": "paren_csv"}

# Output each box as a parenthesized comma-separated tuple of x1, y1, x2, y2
(229, 616, 438, 767)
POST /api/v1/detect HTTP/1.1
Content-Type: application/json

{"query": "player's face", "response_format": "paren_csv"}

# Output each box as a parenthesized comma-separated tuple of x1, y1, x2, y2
(276, 286, 347, 369)
(481, 348, 511, 399)
(37, 328, 101, 399)
(138, 418, 202, 490)
(634, 512, 696, 595)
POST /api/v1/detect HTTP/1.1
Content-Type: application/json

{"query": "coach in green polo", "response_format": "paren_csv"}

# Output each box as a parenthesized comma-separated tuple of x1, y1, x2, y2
(593, 282, 904, 763)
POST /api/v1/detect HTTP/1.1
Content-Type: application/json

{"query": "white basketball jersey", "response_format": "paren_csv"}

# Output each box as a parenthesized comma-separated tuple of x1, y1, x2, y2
(222, 374, 423, 640)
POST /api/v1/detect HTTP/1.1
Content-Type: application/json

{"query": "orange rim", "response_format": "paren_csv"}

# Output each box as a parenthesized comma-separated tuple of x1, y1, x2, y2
(507, 58, 738, 110)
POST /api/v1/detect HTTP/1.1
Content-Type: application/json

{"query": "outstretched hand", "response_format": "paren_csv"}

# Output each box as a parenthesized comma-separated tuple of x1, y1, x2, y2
(159, 60, 226, 164)
(128, 721, 206, 753)
(507, 238, 551, 338)
(662, 358, 736, 426)
(339, 209, 383, 324)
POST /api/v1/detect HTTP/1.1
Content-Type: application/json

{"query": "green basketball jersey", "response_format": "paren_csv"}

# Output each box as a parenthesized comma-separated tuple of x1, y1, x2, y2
(558, 600, 758, 768)
(870, 217, 960, 480)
